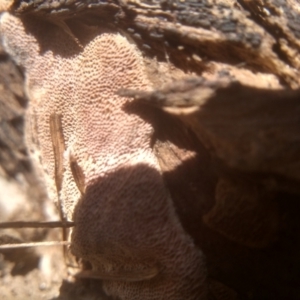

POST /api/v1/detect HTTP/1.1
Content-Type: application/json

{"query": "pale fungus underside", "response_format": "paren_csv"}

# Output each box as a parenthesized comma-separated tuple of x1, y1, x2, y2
(0, 10, 207, 300)
(0, 0, 300, 300)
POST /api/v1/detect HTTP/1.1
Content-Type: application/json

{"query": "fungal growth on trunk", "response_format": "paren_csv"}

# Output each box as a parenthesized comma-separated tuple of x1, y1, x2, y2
(0, 12, 207, 300)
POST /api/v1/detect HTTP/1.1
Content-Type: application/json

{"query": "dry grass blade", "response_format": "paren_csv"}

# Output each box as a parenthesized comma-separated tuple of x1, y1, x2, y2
(0, 221, 75, 229)
(0, 241, 70, 249)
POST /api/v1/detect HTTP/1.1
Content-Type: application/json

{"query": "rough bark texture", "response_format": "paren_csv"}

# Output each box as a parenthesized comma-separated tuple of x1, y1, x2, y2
(0, 0, 300, 299)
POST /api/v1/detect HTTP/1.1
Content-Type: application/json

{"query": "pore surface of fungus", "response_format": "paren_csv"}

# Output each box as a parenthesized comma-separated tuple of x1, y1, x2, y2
(0, 13, 207, 300)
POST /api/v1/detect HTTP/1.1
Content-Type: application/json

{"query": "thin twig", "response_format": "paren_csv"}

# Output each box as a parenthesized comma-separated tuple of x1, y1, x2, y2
(0, 240, 70, 249)
(0, 221, 75, 229)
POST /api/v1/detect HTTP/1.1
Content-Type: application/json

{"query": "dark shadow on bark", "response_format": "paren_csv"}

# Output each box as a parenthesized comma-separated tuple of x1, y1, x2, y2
(123, 98, 300, 299)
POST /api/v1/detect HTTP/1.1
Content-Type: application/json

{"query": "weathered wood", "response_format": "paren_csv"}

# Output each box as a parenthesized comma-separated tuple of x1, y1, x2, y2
(121, 77, 300, 190)
(2, 0, 300, 87)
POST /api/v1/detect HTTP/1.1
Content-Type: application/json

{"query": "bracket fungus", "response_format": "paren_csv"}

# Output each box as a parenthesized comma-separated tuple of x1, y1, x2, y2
(0, 12, 207, 300)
